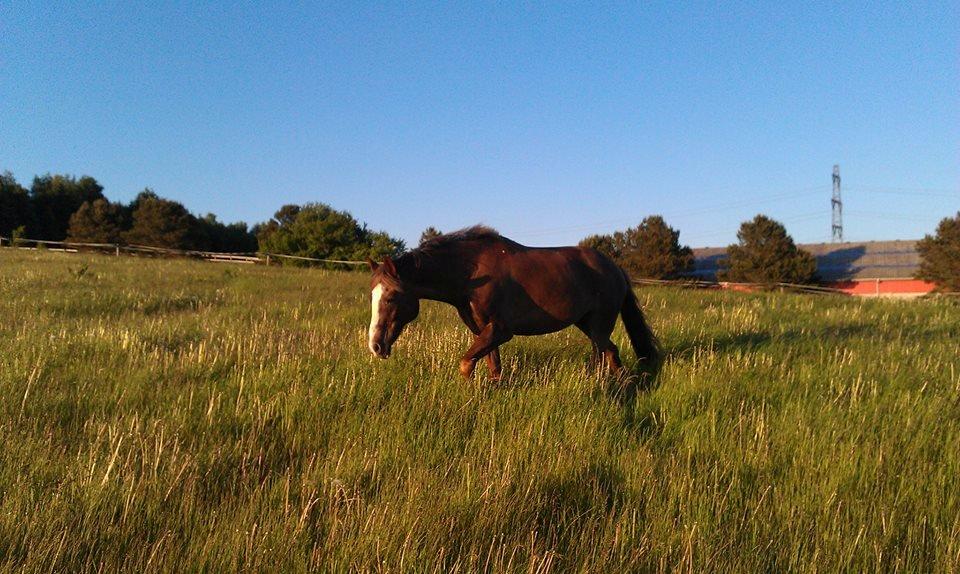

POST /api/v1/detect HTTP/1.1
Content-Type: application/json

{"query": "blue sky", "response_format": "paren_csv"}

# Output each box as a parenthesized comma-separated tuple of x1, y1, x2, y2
(2, 1, 957, 247)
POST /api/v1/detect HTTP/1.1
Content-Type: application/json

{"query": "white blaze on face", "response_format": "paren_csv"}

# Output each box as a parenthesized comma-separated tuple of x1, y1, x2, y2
(368, 283, 384, 354)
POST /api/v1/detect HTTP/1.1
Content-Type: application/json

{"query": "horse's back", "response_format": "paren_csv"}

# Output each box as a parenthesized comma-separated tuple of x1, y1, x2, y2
(513, 244, 625, 289)
(473, 241, 628, 334)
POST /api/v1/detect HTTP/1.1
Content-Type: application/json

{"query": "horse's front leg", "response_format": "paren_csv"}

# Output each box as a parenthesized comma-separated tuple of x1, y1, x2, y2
(456, 305, 503, 380)
(460, 323, 512, 380)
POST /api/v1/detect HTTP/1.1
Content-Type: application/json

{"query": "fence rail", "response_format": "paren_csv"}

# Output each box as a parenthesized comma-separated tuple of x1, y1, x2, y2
(631, 276, 849, 295)
(0, 236, 366, 267)
(1, 235, 947, 297)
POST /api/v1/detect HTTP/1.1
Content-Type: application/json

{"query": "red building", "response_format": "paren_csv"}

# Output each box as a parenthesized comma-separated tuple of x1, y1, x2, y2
(692, 240, 936, 297)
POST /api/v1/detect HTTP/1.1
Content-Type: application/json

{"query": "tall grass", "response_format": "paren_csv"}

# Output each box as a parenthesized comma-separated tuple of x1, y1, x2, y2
(0, 250, 958, 572)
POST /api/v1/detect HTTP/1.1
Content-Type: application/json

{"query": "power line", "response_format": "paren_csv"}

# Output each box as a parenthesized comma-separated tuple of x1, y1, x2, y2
(845, 210, 940, 223)
(502, 178, 955, 245)
(846, 185, 960, 199)
(681, 210, 828, 245)
(511, 185, 827, 238)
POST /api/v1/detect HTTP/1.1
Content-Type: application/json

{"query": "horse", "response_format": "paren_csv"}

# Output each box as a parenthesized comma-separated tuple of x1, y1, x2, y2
(366, 226, 659, 380)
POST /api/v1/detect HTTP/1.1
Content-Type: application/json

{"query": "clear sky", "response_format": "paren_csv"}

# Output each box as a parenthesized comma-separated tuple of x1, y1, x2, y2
(2, 1, 957, 248)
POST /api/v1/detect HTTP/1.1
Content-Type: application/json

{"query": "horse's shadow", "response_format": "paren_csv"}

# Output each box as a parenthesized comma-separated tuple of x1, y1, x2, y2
(613, 323, 882, 426)
(609, 330, 772, 427)
(483, 344, 588, 390)
(603, 360, 659, 411)
(487, 341, 665, 398)
(486, 325, 857, 414)
(667, 331, 772, 361)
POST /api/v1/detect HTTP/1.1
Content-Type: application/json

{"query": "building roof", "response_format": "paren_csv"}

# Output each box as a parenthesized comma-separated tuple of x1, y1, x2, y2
(692, 240, 922, 281)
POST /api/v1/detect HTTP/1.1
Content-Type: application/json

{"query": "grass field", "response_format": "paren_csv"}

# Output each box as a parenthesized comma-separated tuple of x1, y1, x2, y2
(1, 249, 958, 572)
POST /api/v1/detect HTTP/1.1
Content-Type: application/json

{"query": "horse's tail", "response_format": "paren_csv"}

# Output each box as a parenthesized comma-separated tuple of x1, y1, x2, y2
(620, 270, 660, 367)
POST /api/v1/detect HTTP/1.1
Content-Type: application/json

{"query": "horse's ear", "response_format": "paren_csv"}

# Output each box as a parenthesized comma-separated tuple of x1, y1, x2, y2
(367, 258, 379, 271)
(382, 257, 398, 278)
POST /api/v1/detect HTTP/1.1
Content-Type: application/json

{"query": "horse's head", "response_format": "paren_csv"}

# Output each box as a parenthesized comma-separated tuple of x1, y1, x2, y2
(367, 257, 420, 358)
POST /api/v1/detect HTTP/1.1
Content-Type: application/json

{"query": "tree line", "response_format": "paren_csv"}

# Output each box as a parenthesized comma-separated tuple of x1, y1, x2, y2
(0, 171, 404, 263)
(575, 212, 960, 292)
(3, 169, 957, 290)
(577, 214, 818, 285)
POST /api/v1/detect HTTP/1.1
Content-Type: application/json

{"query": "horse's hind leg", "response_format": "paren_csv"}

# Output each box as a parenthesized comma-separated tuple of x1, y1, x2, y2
(485, 348, 503, 380)
(577, 312, 624, 375)
(575, 316, 603, 370)
(602, 341, 624, 373)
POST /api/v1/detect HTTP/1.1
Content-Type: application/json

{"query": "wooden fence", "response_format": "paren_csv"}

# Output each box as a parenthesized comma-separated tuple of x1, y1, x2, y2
(630, 277, 850, 295)
(2, 235, 949, 297)
(0, 236, 365, 267)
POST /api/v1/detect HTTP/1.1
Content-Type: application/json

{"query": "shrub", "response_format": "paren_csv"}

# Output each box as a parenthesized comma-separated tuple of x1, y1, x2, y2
(916, 212, 960, 292)
(719, 214, 816, 285)
(122, 192, 196, 250)
(256, 203, 404, 266)
(613, 216, 694, 279)
(67, 199, 125, 244)
(579, 234, 619, 261)
(579, 216, 693, 279)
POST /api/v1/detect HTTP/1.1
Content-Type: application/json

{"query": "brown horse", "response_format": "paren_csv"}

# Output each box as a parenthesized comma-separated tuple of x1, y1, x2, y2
(367, 226, 659, 380)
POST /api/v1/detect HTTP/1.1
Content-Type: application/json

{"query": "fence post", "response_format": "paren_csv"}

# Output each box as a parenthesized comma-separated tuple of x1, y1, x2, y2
(115, 244, 120, 257)
(265, 254, 271, 266)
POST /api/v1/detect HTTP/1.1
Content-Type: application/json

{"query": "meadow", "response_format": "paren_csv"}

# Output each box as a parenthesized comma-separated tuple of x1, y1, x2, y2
(0, 249, 958, 573)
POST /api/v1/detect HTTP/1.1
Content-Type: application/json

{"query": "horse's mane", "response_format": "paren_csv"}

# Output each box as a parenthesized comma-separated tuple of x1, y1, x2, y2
(415, 225, 502, 254)
(394, 225, 502, 277)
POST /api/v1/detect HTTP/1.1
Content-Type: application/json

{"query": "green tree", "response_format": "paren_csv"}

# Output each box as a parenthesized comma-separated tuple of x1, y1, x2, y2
(419, 226, 442, 246)
(253, 204, 298, 250)
(273, 204, 302, 227)
(0, 171, 32, 238)
(29, 174, 105, 240)
(366, 230, 406, 261)
(719, 214, 817, 285)
(194, 214, 257, 252)
(123, 194, 196, 250)
(257, 203, 404, 266)
(578, 233, 620, 261)
(612, 216, 694, 279)
(124, 188, 160, 218)
(916, 212, 960, 292)
(66, 199, 125, 244)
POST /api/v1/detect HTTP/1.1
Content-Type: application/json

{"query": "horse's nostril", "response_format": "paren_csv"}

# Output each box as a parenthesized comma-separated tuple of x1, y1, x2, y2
(372, 342, 382, 354)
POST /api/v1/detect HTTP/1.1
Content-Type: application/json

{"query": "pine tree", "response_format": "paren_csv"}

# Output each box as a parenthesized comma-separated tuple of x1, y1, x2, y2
(419, 227, 442, 246)
(916, 212, 960, 292)
(29, 174, 105, 240)
(193, 213, 257, 252)
(579, 233, 620, 261)
(0, 171, 31, 238)
(122, 195, 196, 250)
(719, 215, 817, 285)
(66, 199, 125, 244)
(613, 216, 694, 279)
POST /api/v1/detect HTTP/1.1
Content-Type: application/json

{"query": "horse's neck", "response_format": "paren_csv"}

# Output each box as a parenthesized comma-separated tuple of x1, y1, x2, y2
(397, 251, 472, 304)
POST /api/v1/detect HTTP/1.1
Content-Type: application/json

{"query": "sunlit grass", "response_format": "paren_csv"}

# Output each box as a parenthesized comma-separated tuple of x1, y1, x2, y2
(1, 249, 958, 572)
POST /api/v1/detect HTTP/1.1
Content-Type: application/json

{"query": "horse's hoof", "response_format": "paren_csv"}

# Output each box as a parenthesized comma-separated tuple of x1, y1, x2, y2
(459, 360, 476, 379)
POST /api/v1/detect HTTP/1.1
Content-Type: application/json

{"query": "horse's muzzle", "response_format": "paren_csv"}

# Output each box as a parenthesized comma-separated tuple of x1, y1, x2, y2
(370, 341, 390, 359)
